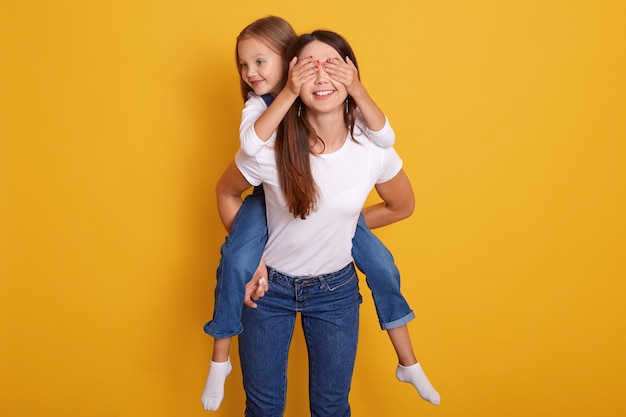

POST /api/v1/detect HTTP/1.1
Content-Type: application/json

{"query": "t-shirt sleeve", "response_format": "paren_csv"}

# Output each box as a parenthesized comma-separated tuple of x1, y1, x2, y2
(355, 109, 395, 148)
(239, 94, 276, 156)
(376, 145, 403, 184)
(234, 148, 263, 186)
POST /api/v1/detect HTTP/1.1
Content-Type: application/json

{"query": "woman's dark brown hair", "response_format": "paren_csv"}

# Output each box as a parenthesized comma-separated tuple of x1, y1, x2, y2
(276, 30, 359, 219)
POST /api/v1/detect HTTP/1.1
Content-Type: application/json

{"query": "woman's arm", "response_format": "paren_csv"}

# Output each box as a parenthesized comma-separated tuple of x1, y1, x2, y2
(362, 169, 415, 229)
(215, 161, 253, 232)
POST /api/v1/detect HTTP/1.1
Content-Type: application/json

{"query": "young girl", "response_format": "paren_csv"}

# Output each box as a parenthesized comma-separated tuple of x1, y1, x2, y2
(201, 16, 440, 411)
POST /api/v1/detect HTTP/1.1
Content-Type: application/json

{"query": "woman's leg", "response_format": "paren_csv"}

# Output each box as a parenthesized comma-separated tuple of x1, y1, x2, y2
(239, 267, 297, 417)
(202, 186, 268, 411)
(352, 213, 440, 405)
(300, 264, 362, 417)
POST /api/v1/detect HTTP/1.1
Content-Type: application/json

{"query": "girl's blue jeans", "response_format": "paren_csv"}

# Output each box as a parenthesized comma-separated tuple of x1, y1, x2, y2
(239, 263, 361, 417)
(203, 186, 415, 339)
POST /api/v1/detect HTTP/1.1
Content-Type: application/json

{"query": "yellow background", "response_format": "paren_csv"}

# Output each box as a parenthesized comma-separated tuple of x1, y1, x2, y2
(1, 1, 625, 416)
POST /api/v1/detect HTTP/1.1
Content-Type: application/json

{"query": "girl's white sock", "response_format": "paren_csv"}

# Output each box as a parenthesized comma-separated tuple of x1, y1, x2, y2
(201, 357, 232, 411)
(396, 362, 441, 405)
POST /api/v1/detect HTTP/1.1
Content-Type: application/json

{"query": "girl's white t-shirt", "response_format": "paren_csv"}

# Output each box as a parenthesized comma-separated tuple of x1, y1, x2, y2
(239, 93, 395, 156)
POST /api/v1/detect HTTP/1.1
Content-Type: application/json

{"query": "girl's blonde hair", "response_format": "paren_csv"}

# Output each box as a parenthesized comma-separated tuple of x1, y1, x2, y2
(235, 16, 297, 102)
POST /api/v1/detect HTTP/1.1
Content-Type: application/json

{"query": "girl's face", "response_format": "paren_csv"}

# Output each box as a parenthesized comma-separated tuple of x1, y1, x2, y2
(298, 41, 348, 116)
(238, 37, 285, 97)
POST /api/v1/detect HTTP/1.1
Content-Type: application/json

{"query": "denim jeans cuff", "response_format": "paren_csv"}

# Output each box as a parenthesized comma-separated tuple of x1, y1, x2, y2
(380, 310, 415, 330)
(203, 321, 244, 338)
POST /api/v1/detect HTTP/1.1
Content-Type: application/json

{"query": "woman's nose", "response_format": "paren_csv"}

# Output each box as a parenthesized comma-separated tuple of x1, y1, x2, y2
(314, 67, 329, 83)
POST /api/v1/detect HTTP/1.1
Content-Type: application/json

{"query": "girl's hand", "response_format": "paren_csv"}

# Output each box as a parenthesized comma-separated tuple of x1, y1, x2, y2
(286, 56, 318, 96)
(322, 56, 361, 96)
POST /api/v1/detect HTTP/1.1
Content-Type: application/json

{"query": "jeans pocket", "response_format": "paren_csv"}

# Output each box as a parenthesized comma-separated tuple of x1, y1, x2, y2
(323, 270, 357, 292)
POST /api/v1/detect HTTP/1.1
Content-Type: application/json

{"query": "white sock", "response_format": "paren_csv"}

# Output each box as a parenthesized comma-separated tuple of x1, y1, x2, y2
(201, 357, 232, 411)
(396, 362, 441, 406)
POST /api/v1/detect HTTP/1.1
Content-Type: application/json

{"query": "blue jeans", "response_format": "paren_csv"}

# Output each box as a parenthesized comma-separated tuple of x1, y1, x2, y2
(204, 186, 267, 338)
(204, 188, 414, 337)
(351, 215, 415, 329)
(239, 263, 361, 417)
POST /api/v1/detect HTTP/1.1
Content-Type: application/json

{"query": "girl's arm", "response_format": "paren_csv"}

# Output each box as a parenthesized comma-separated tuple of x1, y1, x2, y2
(240, 57, 318, 155)
(355, 110, 395, 148)
(362, 168, 415, 229)
(252, 58, 301, 140)
(323, 57, 395, 147)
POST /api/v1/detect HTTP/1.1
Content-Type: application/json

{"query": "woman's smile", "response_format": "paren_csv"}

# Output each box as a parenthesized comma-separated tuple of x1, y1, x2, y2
(313, 89, 335, 99)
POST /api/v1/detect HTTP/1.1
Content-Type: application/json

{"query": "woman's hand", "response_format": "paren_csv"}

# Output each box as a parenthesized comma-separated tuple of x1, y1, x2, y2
(244, 257, 269, 308)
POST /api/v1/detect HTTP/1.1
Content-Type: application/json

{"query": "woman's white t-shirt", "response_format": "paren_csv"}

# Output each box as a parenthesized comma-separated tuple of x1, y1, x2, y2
(235, 126, 402, 276)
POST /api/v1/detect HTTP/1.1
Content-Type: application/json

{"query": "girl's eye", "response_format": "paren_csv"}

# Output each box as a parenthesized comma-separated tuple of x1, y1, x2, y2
(256, 60, 265, 65)
(240, 63, 248, 69)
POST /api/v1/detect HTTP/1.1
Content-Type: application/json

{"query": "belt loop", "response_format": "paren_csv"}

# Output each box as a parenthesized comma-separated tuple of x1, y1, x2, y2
(266, 266, 275, 282)
(318, 277, 327, 290)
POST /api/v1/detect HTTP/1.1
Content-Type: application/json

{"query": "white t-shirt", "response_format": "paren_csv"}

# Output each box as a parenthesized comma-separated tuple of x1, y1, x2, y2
(235, 126, 403, 276)
(239, 93, 395, 156)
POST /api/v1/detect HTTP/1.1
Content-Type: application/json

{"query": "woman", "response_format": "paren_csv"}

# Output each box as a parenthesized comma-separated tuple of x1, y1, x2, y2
(216, 30, 416, 417)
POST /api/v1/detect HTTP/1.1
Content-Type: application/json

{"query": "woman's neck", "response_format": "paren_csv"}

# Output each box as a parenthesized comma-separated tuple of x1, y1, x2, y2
(308, 111, 348, 154)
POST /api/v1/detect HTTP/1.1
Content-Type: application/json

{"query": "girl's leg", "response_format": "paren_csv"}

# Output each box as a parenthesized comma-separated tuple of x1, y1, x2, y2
(211, 336, 231, 363)
(201, 338, 233, 411)
(204, 186, 268, 339)
(387, 325, 417, 366)
(352, 214, 414, 330)
(389, 326, 440, 405)
(202, 186, 268, 411)
(352, 213, 440, 405)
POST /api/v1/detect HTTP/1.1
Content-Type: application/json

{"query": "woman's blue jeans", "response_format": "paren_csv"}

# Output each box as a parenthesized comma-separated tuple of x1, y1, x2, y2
(204, 187, 414, 338)
(239, 263, 361, 417)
